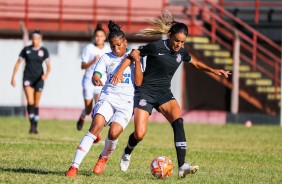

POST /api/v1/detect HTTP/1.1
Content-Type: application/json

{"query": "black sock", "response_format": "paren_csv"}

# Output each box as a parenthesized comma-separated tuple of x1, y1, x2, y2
(124, 133, 142, 155)
(27, 104, 35, 125)
(34, 107, 39, 127)
(171, 118, 186, 167)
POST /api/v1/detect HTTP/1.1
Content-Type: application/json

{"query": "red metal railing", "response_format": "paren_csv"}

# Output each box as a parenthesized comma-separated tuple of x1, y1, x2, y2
(188, 0, 281, 95)
(0, 0, 167, 33)
(219, 0, 282, 24)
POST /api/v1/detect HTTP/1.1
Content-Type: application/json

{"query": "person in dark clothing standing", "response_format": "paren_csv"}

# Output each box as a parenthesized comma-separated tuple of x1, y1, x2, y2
(11, 29, 51, 134)
(112, 11, 231, 178)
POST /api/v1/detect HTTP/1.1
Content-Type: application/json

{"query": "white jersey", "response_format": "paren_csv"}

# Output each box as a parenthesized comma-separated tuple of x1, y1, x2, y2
(81, 43, 111, 80)
(94, 52, 137, 101)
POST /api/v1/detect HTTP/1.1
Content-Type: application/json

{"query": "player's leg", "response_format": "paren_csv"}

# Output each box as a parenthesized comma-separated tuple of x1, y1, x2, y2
(93, 122, 123, 174)
(32, 79, 44, 134)
(23, 86, 35, 133)
(66, 100, 113, 177)
(66, 114, 106, 177)
(33, 91, 42, 134)
(94, 93, 100, 104)
(77, 98, 93, 131)
(77, 85, 93, 131)
(95, 100, 133, 174)
(158, 99, 199, 178)
(120, 107, 150, 172)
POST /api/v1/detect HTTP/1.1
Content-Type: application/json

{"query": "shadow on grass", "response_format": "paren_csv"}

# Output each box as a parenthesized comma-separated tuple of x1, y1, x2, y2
(0, 167, 64, 176)
(0, 167, 93, 177)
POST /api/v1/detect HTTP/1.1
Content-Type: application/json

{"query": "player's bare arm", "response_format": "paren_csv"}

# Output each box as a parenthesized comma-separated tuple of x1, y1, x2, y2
(111, 57, 132, 85)
(81, 55, 100, 69)
(189, 60, 231, 78)
(42, 60, 51, 80)
(134, 57, 143, 86)
(11, 59, 22, 87)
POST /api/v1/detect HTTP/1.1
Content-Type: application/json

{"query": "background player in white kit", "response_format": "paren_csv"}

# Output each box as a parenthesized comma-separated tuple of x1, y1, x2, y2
(77, 23, 111, 131)
(65, 20, 143, 177)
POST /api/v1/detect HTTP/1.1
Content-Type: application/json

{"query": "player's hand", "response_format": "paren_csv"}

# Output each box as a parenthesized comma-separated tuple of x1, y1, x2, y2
(129, 49, 140, 62)
(111, 72, 124, 86)
(42, 74, 48, 80)
(214, 69, 231, 78)
(11, 78, 16, 87)
(93, 55, 101, 63)
(92, 78, 103, 86)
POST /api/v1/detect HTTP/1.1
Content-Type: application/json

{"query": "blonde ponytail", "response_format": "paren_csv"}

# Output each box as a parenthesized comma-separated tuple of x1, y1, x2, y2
(137, 10, 176, 37)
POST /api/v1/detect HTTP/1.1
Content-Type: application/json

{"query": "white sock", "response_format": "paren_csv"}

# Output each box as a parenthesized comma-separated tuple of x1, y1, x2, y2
(100, 136, 118, 158)
(29, 113, 35, 119)
(34, 115, 39, 122)
(71, 131, 97, 168)
(80, 109, 86, 119)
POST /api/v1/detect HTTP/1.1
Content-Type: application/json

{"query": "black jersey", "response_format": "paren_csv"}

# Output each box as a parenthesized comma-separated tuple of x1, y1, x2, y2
(136, 39, 191, 97)
(19, 45, 49, 80)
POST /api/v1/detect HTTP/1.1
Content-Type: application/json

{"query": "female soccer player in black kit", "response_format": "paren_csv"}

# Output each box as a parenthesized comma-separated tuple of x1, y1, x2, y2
(112, 11, 231, 178)
(11, 29, 51, 134)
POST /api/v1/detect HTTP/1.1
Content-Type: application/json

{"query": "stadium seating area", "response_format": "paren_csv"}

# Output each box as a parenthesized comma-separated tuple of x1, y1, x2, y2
(0, 0, 280, 117)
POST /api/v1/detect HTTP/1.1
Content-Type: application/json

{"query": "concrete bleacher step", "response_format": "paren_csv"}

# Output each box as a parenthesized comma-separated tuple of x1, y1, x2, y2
(224, 65, 251, 72)
(204, 50, 231, 57)
(186, 36, 210, 43)
(267, 93, 281, 100)
(193, 43, 220, 50)
(245, 79, 273, 86)
(257, 86, 281, 93)
(239, 72, 262, 79)
(214, 58, 233, 65)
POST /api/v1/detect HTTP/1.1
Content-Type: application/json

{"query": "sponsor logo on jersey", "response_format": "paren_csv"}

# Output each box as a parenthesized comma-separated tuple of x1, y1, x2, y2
(139, 99, 147, 106)
(24, 80, 30, 86)
(26, 50, 31, 54)
(176, 54, 182, 63)
(38, 50, 44, 57)
(158, 53, 165, 56)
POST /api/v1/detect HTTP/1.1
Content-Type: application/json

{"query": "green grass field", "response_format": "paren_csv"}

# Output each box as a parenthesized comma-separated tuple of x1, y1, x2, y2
(0, 117, 281, 184)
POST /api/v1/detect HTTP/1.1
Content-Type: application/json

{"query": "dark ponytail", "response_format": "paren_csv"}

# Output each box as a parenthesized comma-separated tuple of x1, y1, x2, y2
(107, 20, 125, 40)
(93, 23, 106, 36)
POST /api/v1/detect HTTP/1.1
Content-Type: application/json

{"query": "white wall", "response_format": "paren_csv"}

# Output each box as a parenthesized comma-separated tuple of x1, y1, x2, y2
(0, 39, 182, 108)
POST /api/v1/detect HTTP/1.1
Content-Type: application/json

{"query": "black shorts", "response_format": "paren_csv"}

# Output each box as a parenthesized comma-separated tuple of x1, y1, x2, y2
(134, 90, 175, 114)
(23, 77, 44, 92)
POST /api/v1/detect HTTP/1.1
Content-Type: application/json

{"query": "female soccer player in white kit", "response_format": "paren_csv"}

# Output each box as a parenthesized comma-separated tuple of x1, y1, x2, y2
(65, 20, 143, 177)
(77, 23, 111, 131)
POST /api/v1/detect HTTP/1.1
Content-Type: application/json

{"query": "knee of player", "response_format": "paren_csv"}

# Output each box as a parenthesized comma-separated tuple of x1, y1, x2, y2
(134, 130, 146, 140)
(85, 108, 92, 115)
(108, 130, 119, 140)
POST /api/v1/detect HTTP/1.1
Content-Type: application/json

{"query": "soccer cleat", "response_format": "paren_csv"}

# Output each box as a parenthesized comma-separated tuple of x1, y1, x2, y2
(120, 152, 131, 172)
(76, 118, 84, 131)
(33, 122, 38, 134)
(178, 163, 199, 178)
(29, 123, 36, 134)
(65, 166, 78, 178)
(93, 156, 108, 174)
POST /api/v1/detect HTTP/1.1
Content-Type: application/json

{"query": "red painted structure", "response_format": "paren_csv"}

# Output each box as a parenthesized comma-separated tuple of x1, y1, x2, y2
(0, 0, 167, 33)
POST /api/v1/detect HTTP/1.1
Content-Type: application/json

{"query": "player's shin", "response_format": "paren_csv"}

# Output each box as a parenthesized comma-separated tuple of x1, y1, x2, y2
(33, 107, 39, 133)
(27, 104, 35, 133)
(100, 136, 118, 158)
(71, 131, 97, 168)
(124, 133, 142, 155)
(171, 118, 186, 167)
